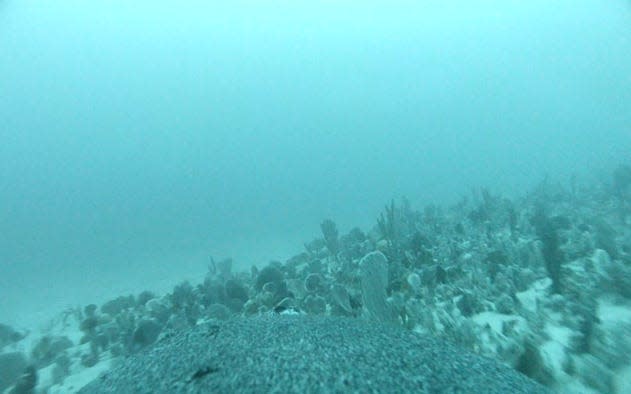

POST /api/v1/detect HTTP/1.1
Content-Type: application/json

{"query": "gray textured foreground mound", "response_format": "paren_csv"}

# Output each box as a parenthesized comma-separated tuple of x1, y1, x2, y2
(80, 315, 549, 394)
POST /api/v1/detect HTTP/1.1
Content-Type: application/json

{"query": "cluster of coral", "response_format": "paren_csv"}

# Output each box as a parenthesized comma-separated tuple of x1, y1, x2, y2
(2, 165, 631, 393)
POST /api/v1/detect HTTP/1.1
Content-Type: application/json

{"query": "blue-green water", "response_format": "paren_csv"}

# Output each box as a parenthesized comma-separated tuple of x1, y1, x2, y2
(1, 0, 630, 326)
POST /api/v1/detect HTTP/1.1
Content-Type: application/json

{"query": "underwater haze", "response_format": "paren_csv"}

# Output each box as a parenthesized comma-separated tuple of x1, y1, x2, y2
(1, 0, 630, 326)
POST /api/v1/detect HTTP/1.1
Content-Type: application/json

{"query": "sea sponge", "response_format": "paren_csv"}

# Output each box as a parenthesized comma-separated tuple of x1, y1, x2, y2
(359, 251, 396, 323)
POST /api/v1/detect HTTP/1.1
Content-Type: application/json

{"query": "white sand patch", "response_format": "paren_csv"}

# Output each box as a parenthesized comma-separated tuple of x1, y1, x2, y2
(516, 278, 551, 313)
(47, 357, 113, 394)
(472, 311, 527, 335)
(544, 322, 573, 348)
(598, 297, 631, 394)
(470, 311, 529, 357)
(598, 298, 631, 325)
(540, 338, 569, 384)
(2, 307, 112, 394)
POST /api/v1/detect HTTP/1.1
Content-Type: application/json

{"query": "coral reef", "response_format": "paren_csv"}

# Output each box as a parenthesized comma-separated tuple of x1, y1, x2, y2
(4, 165, 631, 393)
